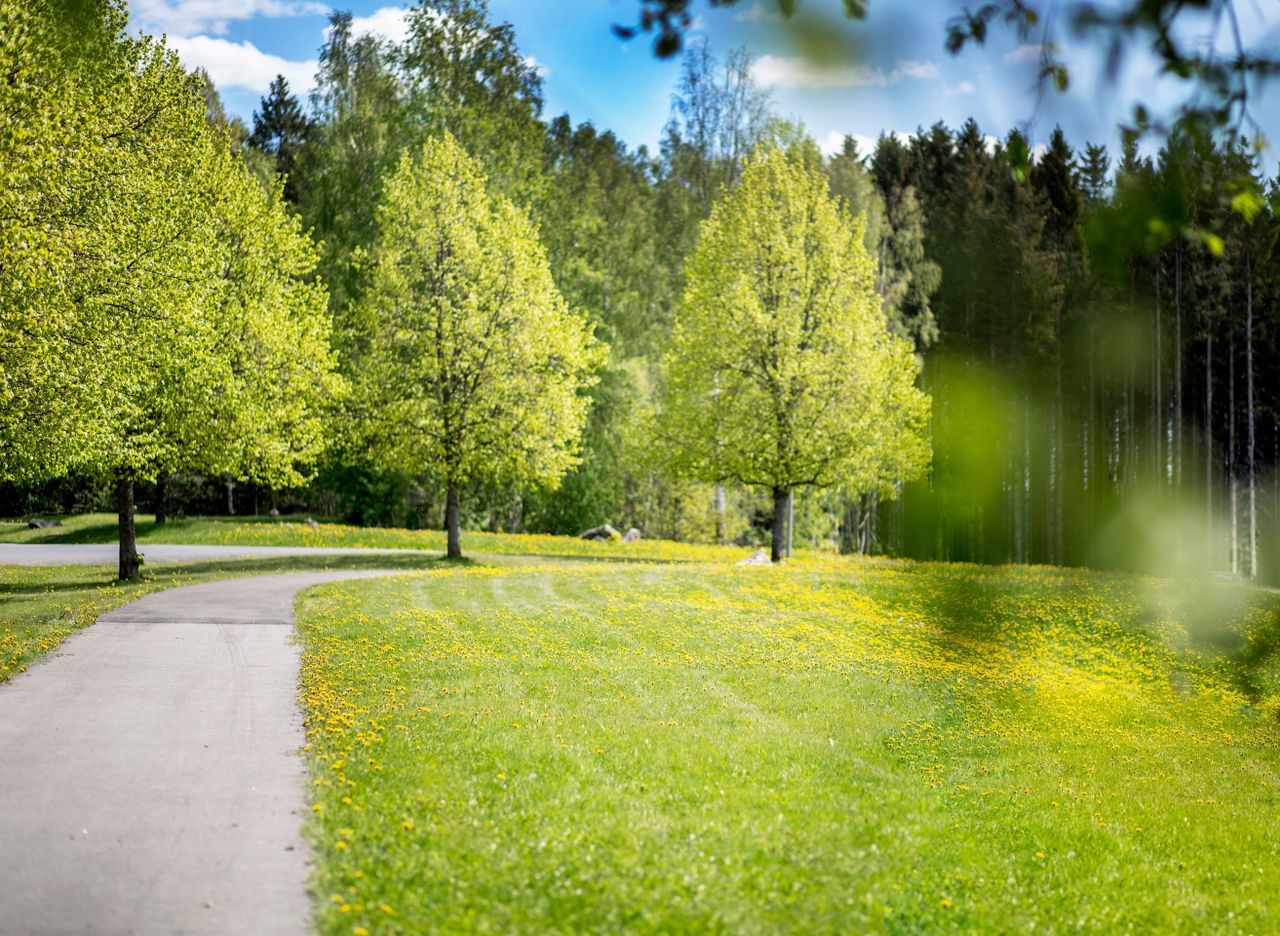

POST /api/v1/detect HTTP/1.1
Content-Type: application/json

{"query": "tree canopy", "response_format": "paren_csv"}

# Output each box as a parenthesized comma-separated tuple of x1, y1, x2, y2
(0, 0, 339, 577)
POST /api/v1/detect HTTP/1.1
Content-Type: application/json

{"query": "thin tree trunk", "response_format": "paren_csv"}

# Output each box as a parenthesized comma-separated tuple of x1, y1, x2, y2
(1229, 325, 1237, 575)
(445, 482, 462, 560)
(1054, 343, 1064, 564)
(1246, 254, 1257, 578)
(116, 474, 139, 581)
(1155, 261, 1163, 484)
(771, 486, 789, 563)
(225, 478, 235, 516)
(154, 473, 168, 526)
(1206, 323, 1214, 560)
(1174, 248, 1183, 487)
(714, 484, 726, 544)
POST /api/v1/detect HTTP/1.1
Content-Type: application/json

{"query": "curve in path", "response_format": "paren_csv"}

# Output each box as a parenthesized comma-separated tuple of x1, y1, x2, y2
(0, 570, 397, 936)
(0, 542, 435, 566)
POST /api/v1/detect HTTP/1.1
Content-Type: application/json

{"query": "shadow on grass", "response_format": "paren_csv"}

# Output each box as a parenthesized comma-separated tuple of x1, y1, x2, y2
(0, 552, 458, 597)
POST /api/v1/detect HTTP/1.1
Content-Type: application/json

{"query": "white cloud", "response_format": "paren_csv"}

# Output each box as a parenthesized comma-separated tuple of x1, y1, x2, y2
(1003, 43, 1043, 64)
(820, 130, 875, 157)
(524, 55, 550, 79)
(129, 0, 327, 37)
(891, 59, 940, 81)
(346, 6, 412, 45)
(168, 34, 317, 96)
(751, 54, 942, 90)
(943, 80, 976, 96)
(819, 129, 912, 157)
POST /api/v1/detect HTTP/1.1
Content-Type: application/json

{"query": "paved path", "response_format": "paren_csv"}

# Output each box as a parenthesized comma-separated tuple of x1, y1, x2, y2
(0, 542, 435, 566)
(0, 570, 398, 935)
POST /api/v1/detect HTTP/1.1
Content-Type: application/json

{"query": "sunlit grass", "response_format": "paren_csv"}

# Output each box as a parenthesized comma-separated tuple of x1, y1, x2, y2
(0, 512, 749, 562)
(298, 557, 1280, 933)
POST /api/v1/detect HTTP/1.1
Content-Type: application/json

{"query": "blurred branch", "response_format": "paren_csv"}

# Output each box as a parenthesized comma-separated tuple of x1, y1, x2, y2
(619, 0, 1280, 150)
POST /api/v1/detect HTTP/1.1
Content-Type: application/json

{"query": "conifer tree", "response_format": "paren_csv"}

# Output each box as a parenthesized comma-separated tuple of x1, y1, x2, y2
(250, 74, 314, 202)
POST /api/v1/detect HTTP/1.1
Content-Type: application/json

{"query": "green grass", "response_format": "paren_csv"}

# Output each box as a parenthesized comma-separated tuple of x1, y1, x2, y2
(297, 556, 1280, 934)
(1, 513, 744, 562)
(10, 513, 1280, 929)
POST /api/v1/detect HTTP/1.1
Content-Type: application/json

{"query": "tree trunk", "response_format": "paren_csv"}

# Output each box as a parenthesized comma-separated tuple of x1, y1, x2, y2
(1229, 327, 1237, 575)
(154, 473, 168, 526)
(1053, 338, 1064, 564)
(1206, 325, 1213, 558)
(1246, 255, 1257, 579)
(714, 483, 726, 545)
(1155, 261, 1163, 484)
(116, 475, 139, 582)
(1174, 248, 1183, 572)
(445, 482, 462, 559)
(1174, 248, 1183, 489)
(771, 486, 789, 563)
(225, 478, 235, 516)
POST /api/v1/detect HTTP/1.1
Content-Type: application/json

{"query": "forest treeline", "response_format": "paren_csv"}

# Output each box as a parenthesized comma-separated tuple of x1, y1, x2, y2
(8, 0, 1280, 582)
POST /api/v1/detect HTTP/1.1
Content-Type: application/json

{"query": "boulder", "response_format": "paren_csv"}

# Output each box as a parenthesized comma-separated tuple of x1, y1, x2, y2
(268, 507, 280, 518)
(579, 524, 619, 541)
(622, 527, 643, 543)
(27, 518, 62, 529)
(736, 548, 771, 566)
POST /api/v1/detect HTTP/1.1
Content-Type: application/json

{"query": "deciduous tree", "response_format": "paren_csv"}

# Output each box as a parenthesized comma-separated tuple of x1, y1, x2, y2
(660, 143, 930, 561)
(351, 134, 604, 558)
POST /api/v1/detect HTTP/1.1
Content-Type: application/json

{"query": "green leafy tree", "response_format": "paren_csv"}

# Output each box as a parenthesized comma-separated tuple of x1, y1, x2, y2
(351, 134, 605, 558)
(830, 134, 940, 350)
(0, 0, 339, 579)
(300, 12, 410, 328)
(660, 144, 930, 561)
(1081, 142, 1111, 205)
(396, 0, 547, 203)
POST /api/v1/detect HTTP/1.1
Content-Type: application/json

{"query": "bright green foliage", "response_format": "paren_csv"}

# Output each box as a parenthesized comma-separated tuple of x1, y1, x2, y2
(301, 13, 411, 325)
(397, 0, 547, 203)
(0, 1, 215, 480)
(661, 144, 930, 512)
(0, 0, 339, 577)
(0, 0, 337, 487)
(351, 134, 604, 550)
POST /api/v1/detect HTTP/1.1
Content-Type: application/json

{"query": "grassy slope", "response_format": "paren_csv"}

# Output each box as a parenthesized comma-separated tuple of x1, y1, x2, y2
(0, 510, 747, 685)
(9, 514, 1280, 929)
(297, 557, 1280, 934)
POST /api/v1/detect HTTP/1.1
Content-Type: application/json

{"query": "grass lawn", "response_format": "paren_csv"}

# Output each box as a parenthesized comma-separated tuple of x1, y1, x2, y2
(297, 556, 1280, 934)
(1, 513, 740, 563)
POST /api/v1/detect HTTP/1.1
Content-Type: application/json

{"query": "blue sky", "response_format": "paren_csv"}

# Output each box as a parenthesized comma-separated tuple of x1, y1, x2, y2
(128, 0, 1280, 161)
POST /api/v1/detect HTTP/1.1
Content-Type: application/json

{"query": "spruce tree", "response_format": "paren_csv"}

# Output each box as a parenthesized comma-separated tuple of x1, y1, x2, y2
(250, 74, 313, 202)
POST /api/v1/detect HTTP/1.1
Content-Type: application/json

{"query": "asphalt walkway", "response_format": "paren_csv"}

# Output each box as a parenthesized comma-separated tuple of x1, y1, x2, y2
(0, 570, 397, 935)
(0, 542, 432, 565)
